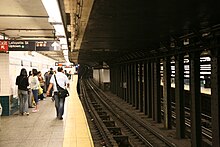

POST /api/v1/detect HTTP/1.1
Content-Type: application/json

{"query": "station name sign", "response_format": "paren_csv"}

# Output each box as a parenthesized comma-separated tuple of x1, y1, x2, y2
(8, 41, 35, 51)
(0, 40, 59, 51)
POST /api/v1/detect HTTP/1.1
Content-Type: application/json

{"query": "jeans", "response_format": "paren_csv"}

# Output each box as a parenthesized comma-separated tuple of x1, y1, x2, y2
(18, 89, 28, 113)
(54, 93, 66, 118)
(32, 89, 39, 104)
(28, 88, 33, 107)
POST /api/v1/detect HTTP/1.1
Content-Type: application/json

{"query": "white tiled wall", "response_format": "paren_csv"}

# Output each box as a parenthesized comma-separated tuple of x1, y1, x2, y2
(9, 51, 57, 98)
(93, 69, 110, 83)
(102, 69, 110, 82)
(93, 69, 100, 83)
(0, 51, 57, 97)
(0, 53, 10, 95)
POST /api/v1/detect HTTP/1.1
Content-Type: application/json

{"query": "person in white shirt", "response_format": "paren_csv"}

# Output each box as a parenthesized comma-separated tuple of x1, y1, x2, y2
(30, 69, 39, 112)
(46, 67, 69, 120)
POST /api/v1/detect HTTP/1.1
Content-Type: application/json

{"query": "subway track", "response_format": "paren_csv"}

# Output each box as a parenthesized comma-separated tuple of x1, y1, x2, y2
(161, 100, 212, 142)
(80, 78, 177, 147)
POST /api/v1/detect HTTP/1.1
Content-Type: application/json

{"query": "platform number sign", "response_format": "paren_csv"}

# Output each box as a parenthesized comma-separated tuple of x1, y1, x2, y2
(0, 41, 8, 52)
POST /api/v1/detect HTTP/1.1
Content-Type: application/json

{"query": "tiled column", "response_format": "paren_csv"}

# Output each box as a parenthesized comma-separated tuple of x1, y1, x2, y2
(0, 53, 10, 116)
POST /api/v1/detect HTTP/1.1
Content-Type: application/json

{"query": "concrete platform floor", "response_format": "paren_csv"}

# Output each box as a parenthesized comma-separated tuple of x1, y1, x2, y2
(0, 75, 94, 147)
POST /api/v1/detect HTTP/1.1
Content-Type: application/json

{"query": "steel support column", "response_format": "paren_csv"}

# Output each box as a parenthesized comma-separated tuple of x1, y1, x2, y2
(147, 62, 152, 117)
(153, 59, 161, 123)
(211, 48, 220, 147)
(163, 57, 172, 129)
(128, 64, 132, 104)
(175, 54, 185, 138)
(151, 62, 155, 120)
(116, 66, 120, 96)
(136, 63, 140, 109)
(130, 63, 135, 106)
(190, 52, 201, 147)
(134, 63, 139, 108)
(112, 67, 116, 94)
(139, 62, 143, 112)
(124, 64, 128, 102)
(120, 65, 123, 98)
(122, 65, 126, 100)
(113, 67, 116, 93)
(110, 67, 113, 93)
(143, 62, 148, 115)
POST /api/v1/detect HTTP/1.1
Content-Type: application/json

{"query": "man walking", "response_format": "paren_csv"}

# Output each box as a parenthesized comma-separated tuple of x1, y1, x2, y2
(46, 67, 69, 120)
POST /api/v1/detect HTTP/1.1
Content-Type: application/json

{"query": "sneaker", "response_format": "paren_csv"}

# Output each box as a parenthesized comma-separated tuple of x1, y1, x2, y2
(23, 112, 29, 116)
(32, 109, 39, 113)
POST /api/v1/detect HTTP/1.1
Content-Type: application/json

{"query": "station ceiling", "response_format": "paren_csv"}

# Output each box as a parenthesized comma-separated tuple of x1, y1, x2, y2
(0, 0, 66, 62)
(78, 0, 220, 66)
(1, 0, 219, 66)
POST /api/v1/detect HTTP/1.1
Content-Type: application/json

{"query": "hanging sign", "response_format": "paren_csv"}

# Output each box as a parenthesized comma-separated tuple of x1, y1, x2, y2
(35, 41, 55, 51)
(2, 40, 60, 51)
(8, 41, 35, 51)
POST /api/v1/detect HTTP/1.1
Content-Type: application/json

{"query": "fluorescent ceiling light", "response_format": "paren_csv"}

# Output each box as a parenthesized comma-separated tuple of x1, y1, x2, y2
(53, 24, 65, 36)
(59, 38, 67, 45)
(41, 0, 69, 61)
(63, 49, 68, 55)
(41, 0, 62, 23)
(61, 44, 68, 50)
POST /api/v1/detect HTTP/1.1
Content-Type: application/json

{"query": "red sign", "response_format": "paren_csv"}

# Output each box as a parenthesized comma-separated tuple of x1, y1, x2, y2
(0, 41, 8, 52)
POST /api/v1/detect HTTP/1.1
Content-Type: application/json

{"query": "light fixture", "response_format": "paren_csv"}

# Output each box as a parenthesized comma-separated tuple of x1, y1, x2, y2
(41, 0, 69, 62)
(53, 24, 65, 37)
(41, 0, 68, 48)
(41, 0, 62, 23)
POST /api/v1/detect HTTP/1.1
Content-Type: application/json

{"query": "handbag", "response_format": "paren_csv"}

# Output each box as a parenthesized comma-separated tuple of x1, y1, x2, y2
(38, 85, 43, 95)
(54, 75, 69, 98)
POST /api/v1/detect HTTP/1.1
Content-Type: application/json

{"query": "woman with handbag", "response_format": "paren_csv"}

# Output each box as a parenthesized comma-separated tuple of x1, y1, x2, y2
(37, 71, 45, 100)
(30, 69, 40, 112)
(46, 67, 69, 120)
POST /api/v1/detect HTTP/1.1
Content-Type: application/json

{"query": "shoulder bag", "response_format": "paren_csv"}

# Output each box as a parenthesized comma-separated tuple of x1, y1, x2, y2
(54, 75, 69, 98)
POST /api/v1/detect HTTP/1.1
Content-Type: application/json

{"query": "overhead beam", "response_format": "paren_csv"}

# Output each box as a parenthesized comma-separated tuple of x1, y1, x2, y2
(0, 14, 48, 18)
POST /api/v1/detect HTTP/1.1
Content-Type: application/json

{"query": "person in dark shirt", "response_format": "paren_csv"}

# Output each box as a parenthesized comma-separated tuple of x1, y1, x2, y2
(45, 69, 54, 97)
(16, 68, 29, 115)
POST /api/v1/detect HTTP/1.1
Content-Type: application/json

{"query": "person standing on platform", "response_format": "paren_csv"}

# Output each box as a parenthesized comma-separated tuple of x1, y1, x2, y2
(46, 67, 69, 120)
(45, 68, 54, 97)
(28, 71, 34, 108)
(37, 71, 45, 100)
(16, 68, 29, 115)
(30, 69, 39, 112)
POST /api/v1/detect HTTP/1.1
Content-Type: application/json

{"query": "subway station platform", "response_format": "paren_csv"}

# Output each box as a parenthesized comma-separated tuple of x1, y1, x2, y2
(0, 75, 94, 147)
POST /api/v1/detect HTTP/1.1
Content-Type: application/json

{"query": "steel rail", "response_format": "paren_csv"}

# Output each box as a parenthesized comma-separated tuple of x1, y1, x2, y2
(87, 79, 176, 147)
(81, 81, 116, 147)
